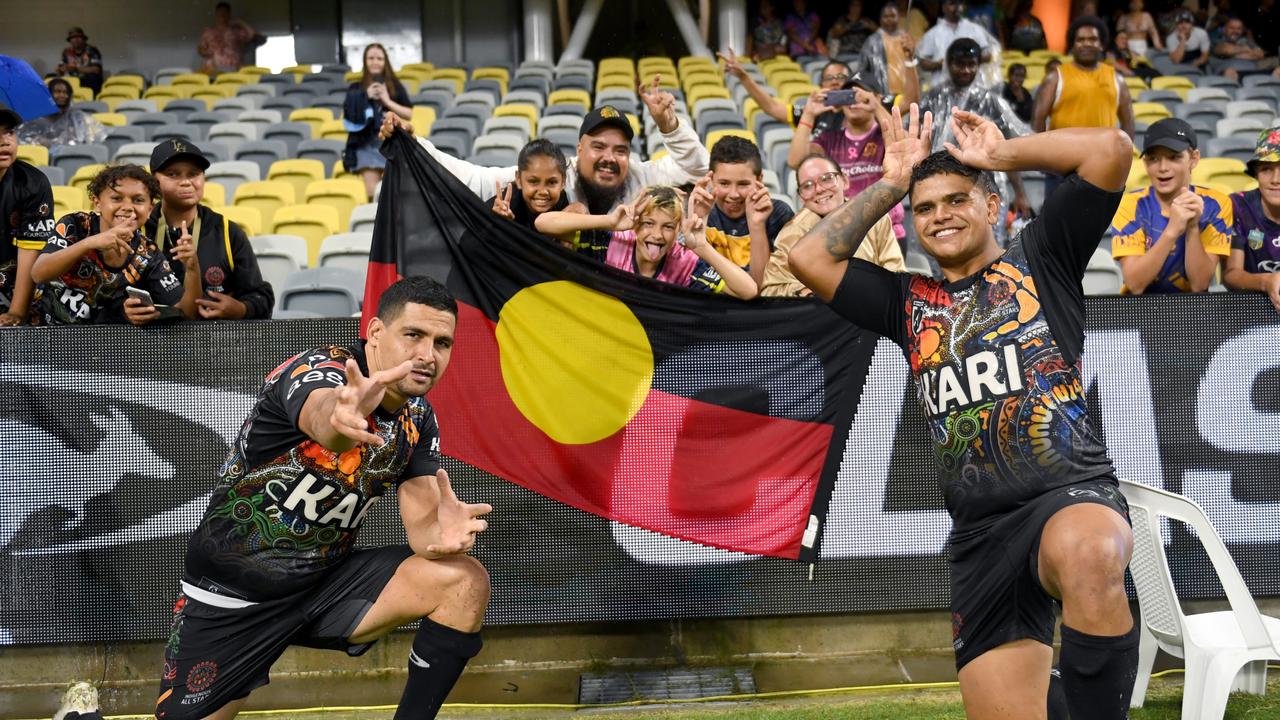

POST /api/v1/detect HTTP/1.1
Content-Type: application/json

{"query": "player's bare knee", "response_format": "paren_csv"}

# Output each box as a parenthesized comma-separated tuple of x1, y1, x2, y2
(429, 555, 490, 606)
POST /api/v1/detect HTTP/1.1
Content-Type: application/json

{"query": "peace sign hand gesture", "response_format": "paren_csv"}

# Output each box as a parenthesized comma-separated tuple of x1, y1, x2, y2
(329, 358, 413, 447)
(639, 74, 679, 134)
(491, 181, 515, 220)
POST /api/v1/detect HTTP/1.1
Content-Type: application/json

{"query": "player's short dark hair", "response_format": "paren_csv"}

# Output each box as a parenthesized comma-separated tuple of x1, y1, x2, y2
(517, 138, 568, 176)
(709, 135, 763, 175)
(909, 151, 998, 196)
(87, 164, 161, 202)
(377, 276, 458, 322)
(1068, 15, 1109, 49)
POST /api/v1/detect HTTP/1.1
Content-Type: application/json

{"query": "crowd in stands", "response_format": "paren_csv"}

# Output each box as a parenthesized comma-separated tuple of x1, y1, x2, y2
(2, 0, 1280, 329)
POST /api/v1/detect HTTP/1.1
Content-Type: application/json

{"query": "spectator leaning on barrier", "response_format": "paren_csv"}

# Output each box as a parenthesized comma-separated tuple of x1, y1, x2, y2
(858, 2, 922, 103)
(489, 138, 578, 238)
(384, 78, 710, 216)
(534, 184, 759, 299)
(917, 0, 992, 88)
(702, 135, 793, 282)
(761, 153, 903, 297)
(31, 164, 201, 325)
(56, 27, 103, 95)
(144, 139, 274, 320)
(1165, 10, 1211, 70)
(344, 43, 413, 201)
(717, 54, 856, 138)
(1110, 118, 1233, 294)
(1224, 127, 1280, 311)
(0, 105, 55, 326)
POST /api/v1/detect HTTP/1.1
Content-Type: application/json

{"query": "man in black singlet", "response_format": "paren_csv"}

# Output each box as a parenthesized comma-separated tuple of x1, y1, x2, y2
(156, 276, 492, 720)
(790, 105, 1137, 720)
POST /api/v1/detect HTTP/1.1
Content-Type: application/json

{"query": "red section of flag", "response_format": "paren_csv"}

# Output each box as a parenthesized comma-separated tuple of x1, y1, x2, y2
(360, 260, 401, 338)
(430, 303, 833, 558)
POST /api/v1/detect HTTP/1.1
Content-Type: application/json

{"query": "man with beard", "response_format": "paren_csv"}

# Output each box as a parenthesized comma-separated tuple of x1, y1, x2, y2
(921, 39, 1032, 231)
(17, 78, 107, 149)
(156, 276, 492, 720)
(381, 77, 708, 216)
(1033, 16, 1135, 199)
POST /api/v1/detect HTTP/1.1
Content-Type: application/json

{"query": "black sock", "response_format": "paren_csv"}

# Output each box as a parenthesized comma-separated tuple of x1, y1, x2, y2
(1047, 666, 1069, 720)
(1058, 623, 1140, 720)
(393, 618, 483, 720)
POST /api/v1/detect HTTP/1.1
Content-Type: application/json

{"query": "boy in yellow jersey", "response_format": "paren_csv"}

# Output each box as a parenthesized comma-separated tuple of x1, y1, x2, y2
(1109, 118, 1233, 293)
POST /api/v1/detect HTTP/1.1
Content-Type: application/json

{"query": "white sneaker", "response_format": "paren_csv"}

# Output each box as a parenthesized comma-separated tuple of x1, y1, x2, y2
(52, 681, 99, 720)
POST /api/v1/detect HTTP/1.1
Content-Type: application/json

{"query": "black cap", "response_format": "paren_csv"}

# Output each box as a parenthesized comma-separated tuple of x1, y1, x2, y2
(843, 71, 882, 96)
(1143, 118, 1197, 155)
(150, 138, 211, 172)
(0, 98, 22, 129)
(1174, 10, 1194, 24)
(579, 105, 634, 141)
(67, 26, 87, 41)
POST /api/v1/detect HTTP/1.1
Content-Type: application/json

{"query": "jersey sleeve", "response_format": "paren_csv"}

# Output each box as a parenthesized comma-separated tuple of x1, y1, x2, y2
(1109, 191, 1147, 259)
(268, 347, 353, 430)
(43, 212, 85, 253)
(827, 258, 908, 345)
(403, 407, 442, 480)
(1028, 173, 1124, 278)
(1198, 189, 1233, 257)
(14, 171, 55, 250)
(687, 258, 727, 293)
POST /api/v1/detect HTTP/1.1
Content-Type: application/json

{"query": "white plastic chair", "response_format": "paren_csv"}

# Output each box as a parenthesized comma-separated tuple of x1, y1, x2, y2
(1120, 479, 1280, 720)
(349, 203, 378, 233)
(1084, 247, 1122, 295)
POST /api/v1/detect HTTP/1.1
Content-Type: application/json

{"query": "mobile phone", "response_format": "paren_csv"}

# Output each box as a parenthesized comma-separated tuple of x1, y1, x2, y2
(825, 89, 856, 106)
(126, 287, 154, 306)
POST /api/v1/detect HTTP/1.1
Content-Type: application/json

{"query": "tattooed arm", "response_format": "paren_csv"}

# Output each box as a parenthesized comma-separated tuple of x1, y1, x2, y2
(790, 104, 933, 301)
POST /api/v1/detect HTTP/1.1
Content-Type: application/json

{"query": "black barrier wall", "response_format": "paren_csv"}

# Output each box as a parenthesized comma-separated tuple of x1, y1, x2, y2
(1, 293, 1278, 644)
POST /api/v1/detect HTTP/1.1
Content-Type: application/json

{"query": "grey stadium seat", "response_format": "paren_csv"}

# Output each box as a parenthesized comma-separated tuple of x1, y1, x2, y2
(234, 140, 289, 178)
(277, 267, 364, 316)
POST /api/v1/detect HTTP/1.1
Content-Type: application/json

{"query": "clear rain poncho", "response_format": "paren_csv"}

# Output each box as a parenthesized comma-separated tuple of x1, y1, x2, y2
(17, 109, 107, 149)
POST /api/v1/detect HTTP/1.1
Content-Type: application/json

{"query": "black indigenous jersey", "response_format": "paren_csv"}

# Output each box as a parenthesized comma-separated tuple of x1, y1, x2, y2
(39, 212, 184, 325)
(0, 161, 55, 313)
(830, 174, 1123, 537)
(183, 343, 441, 602)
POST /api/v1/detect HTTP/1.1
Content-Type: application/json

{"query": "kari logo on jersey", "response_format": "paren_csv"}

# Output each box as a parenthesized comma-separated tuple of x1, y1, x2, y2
(918, 342, 1024, 416)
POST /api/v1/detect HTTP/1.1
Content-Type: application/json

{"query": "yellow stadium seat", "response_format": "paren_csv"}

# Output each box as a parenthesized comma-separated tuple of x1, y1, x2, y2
(170, 73, 211, 89)
(778, 82, 818, 106)
(237, 66, 271, 76)
(688, 85, 732, 108)
(190, 85, 237, 109)
(344, 70, 362, 84)
(98, 86, 141, 103)
(678, 56, 717, 74)
(472, 66, 509, 87)
(548, 89, 591, 111)
(290, 108, 335, 137)
(596, 76, 637, 93)
(200, 182, 226, 207)
(1126, 161, 1150, 190)
(214, 72, 257, 86)
(304, 178, 367, 229)
(266, 159, 326, 204)
(1193, 157, 1248, 180)
(682, 72, 724, 93)
(411, 105, 437, 136)
(626, 112, 642, 138)
(1132, 102, 1172, 123)
(398, 68, 430, 86)
(17, 145, 48, 166)
(52, 185, 85, 218)
(56, 76, 82, 92)
(429, 68, 467, 94)
(282, 65, 313, 77)
(1124, 76, 1149, 94)
(70, 164, 106, 194)
(102, 75, 144, 92)
(492, 104, 535, 135)
(650, 148, 669, 162)
(271, 204, 341, 266)
(402, 62, 434, 75)
(233, 180, 296, 229)
(212, 205, 262, 235)
(144, 85, 187, 109)
(73, 87, 94, 102)
(318, 118, 348, 142)
(332, 159, 353, 180)
(600, 57, 636, 75)
(743, 98, 764, 126)
(1024, 66, 1046, 87)
(706, 128, 758, 149)
(1152, 76, 1194, 93)
(399, 78, 420, 95)
(1203, 175, 1258, 193)
(1003, 49, 1028, 60)
(92, 112, 127, 127)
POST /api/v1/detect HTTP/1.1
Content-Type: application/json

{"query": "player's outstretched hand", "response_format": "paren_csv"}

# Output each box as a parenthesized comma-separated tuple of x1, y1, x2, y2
(881, 103, 934, 190)
(330, 358, 413, 446)
(425, 469, 492, 555)
(944, 107, 1009, 171)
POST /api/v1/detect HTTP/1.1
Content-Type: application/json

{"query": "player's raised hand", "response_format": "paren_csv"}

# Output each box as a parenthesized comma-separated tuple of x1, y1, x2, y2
(425, 469, 492, 555)
(944, 107, 1009, 171)
(881, 103, 934, 190)
(330, 358, 413, 446)
(639, 75, 678, 133)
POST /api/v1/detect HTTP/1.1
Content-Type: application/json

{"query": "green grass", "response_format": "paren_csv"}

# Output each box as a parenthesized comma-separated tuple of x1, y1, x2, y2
(226, 675, 1280, 720)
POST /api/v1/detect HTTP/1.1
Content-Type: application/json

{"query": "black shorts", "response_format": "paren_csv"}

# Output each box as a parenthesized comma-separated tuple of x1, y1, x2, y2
(155, 545, 413, 720)
(948, 480, 1129, 670)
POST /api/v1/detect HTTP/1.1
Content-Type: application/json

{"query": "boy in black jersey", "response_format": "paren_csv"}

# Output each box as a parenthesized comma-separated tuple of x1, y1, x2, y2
(156, 276, 492, 720)
(791, 105, 1138, 720)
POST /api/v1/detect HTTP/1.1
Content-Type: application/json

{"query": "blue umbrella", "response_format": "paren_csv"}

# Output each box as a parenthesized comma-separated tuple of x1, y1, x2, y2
(0, 55, 58, 122)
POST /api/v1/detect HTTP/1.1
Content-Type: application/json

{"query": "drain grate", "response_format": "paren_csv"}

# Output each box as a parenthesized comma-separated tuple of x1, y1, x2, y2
(578, 666, 756, 704)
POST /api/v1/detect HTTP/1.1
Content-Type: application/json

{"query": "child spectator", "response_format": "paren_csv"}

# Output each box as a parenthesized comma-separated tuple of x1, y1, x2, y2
(0, 107, 54, 326)
(489, 139, 577, 236)
(1224, 127, 1280, 311)
(702, 135, 794, 284)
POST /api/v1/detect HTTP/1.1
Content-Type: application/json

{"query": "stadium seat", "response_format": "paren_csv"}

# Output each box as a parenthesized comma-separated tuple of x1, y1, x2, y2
(289, 108, 334, 136)
(206, 160, 261, 200)
(200, 182, 226, 207)
(542, 103, 587, 118)
(252, 233, 310, 270)
(90, 111, 125, 126)
(272, 205, 342, 266)
(207, 121, 259, 153)
(697, 109, 747, 141)
(262, 95, 304, 115)
(349, 203, 378, 233)
(211, 204, 263, 235)
(37, 165, 66, 187)
(266, 159, 326, 203)
(1083, 247, 1122, 295)
(1132, 102, 1172, 124)
(1226, 101, 1276, 124)
(190, 85, 237, 109)
(509, 76, 551, 96)
(464, 79, 504, 105)
(1216, 118, 1267, 140)
(143, 85, 186, 110)
(102, 75, 144, 93)
(1151, 76, 1194, 98)
(212, 97, 257, 115)
(904, 251, 933, 276)
(215, 72, 258, 87)
(483, 116, 532, 142)
(469, 149, 518, 167)
(277, 267, 363, 316)
(493, 104, 538, 135)
(69, 163, 107, 193)
(294, 139, 344, 173)
(594, 89, 639, 115)
(113, 142, 154, 167)
(1173, 102, 1225, 126)
(233, 180, 296, 228)
(504, 89, 546, 110)
(547, 89, 591, 111)
(1242, 75, 1280, 89)
(429, 68, 468, 94)
(154, 67, 193, 85)
(316, 119, 348, 142)
(100, 126, 145, 158)
(98, 86, 142, 106)
(186, 110, 233, 135)
(1120, 479, 1280, 720)
(262, 122, 314, 155)
(1205, 137, 1257, 164)
(304, 178, 367, 229)
(161, 98, 207, 121)
(238, 109, 284, 128)
(51, 184, 84, 218)
(537, 114, 582, 135)
(17, 145, 48, 166)
(252, 248, 305, 293)
(235, 140, 289, 178)
(236, 83, 276, 104)
(411, 106, 438, 136)
(151, 124, 203, 143)
(317, 231, 373, 271)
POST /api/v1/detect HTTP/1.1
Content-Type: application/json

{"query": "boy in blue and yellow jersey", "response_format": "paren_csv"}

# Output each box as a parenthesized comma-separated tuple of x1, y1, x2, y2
(1110, 118, 1232, 293)
(790, 103, 1138, 720)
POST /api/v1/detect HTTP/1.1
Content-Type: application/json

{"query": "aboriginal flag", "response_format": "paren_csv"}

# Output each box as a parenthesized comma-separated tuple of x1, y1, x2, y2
(362, 131, 874, 561)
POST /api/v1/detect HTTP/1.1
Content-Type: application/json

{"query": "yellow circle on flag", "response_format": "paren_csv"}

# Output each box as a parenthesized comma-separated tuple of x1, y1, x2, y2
(496, 281, 654, 444)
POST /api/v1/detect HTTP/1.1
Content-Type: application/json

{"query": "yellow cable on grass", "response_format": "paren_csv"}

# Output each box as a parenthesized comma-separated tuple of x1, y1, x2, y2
(23, 665, 1280, 720)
